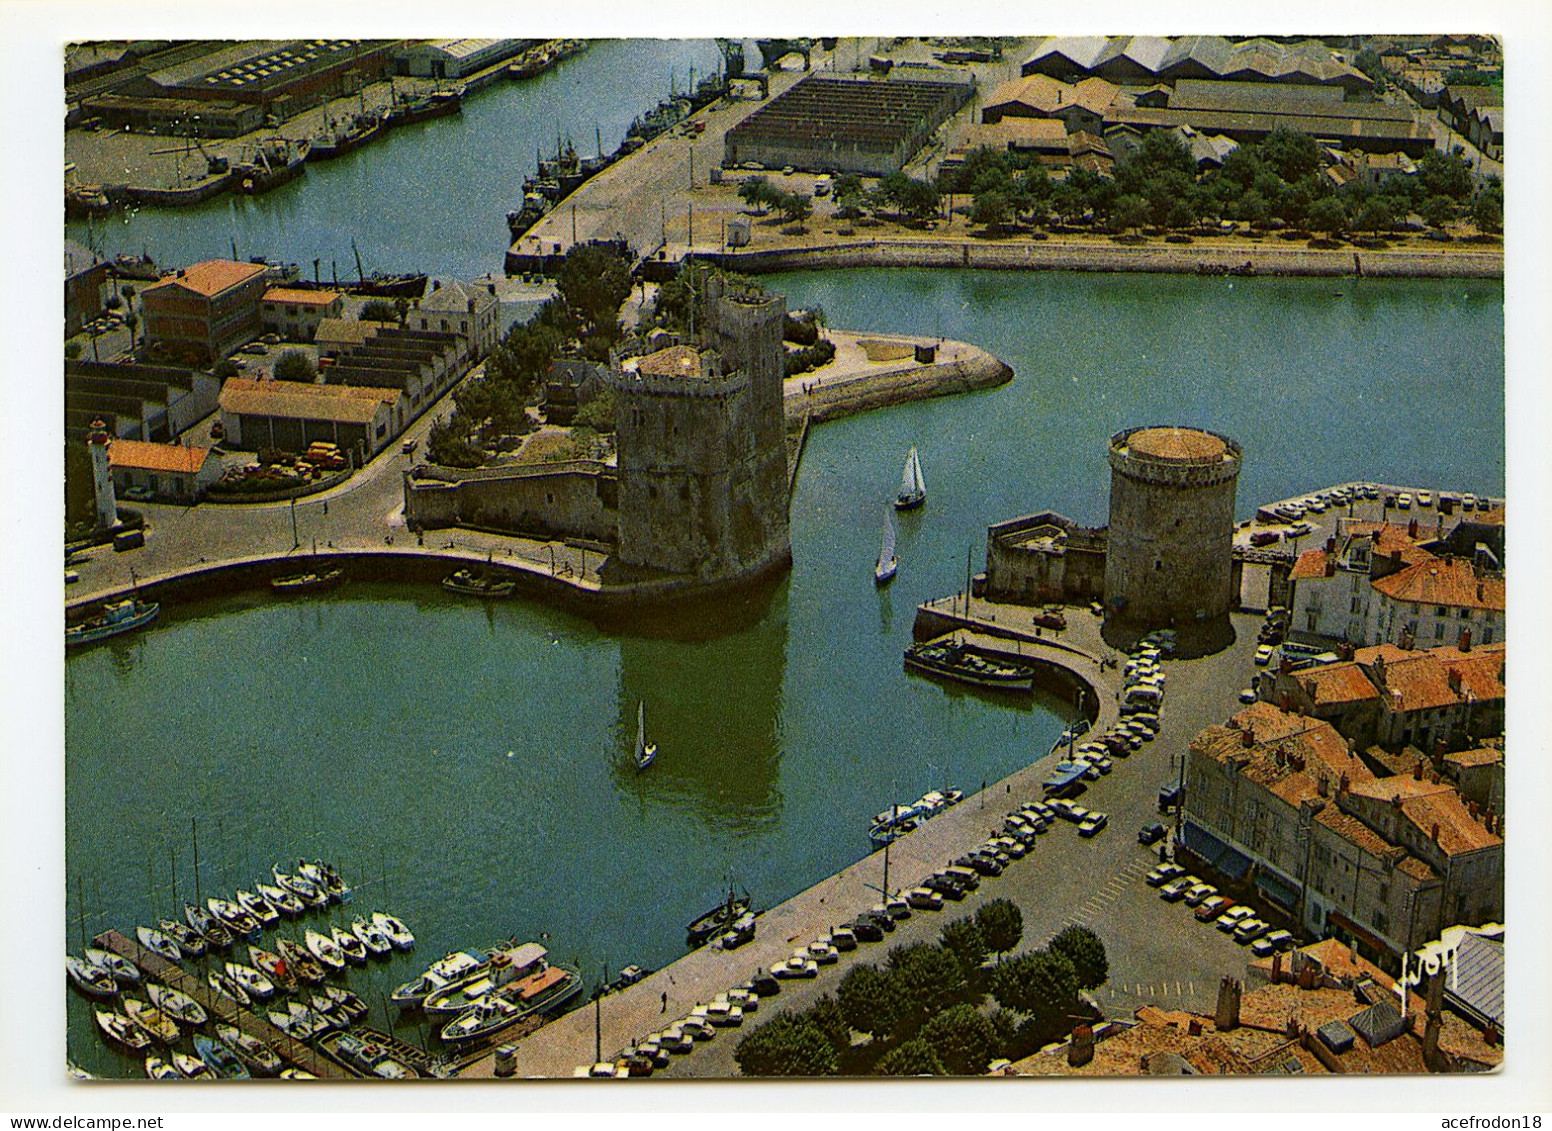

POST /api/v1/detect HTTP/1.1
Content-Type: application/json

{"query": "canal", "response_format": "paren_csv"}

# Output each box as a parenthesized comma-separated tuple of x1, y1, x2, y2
(63, 264, 1503, 1077)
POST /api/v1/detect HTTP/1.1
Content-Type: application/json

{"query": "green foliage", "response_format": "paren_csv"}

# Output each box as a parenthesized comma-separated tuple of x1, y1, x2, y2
(784, 338, 835, 378)
(65, 340, 83, 359)
(990, 948, 1079, 1038)
(425, 418, 485, 468)
(975, 899, 1024, 960)
(775, 189, 812, 226)
(359, 299, 401, 324)
(939, 916, 989, 978)
(272, 349, 316, 382)
(105, 292, 122, 310)
(572, 388, 617, 433)
(1111, 193, 1148, 234)
(784, 311, 820, 346)
(1355, 196, 1396, 235)
(805, 994, 852, 1055)
(211, 358, 239, 380)
(1049, 925, 1109, 990)
(1307, 196, 1349, 237)
(1257, 127, 1322, 185)
(971, 189, 1012, 229)
(555, 244, 631, 342)
(884, 943, 967, 1039)
(874, 1038, 945, 1077)
(1443, 67, 1502, 89)
(875, 172, 941, 222)
(739, 175, 775, 214)
(1353, 48, 1388, 93)
(734, 1013, 840, 1077)
(837, 963, 900, 1039)
(920, 1003, 999, 1075)
(1471, 188, 1503, 234)
(1419, 195, 1456, 230)
(833, 173, 870, 219)
(1418, 150, 1474, 202)
(1236, 189, 1269, 227)
(1117, 131, 1195, 196)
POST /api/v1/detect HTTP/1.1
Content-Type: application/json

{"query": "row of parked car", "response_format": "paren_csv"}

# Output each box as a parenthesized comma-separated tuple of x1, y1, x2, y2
(1143, 862, 1297, 958)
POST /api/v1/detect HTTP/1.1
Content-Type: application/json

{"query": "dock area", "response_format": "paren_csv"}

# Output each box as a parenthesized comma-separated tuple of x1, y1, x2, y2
(94, 929, 357, 1079)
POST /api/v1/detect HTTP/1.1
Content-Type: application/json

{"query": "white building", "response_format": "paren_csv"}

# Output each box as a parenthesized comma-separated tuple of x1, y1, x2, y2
(409, 279, 499, 363)
(395, 39, 524, 80)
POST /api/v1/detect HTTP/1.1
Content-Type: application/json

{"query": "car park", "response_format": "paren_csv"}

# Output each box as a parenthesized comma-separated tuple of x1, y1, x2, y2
(703, 1001, 745, 1027)
(905, 887, 944, 912)
(1088, 755, 1115, 773)
(1100, 735, 1132, 758)
(1145, 862, 1185, 886)
(260, 333, 281, 345)
(122, 485, 154, 502)
(1159, 877, 1193, 901)
(1182, 882, 1218, 906)
(989, 836, 1026, 859)
(964, 851, 1005, 876)
(1304, 497, 1327, 513)
(1216, 906, 1255, 933)
(1462, 493, 1477, 510)
(1195, 894, 1234, 921)
(656, 1028, 694, 1054)
(1255, 645, 1275, 666)
(1077, 813, 1109, 838)
(401, 438, 419, 454)
(1138, 822, 1166, 846)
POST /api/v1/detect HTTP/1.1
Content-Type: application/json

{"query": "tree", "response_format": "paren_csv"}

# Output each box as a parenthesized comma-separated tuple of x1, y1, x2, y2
(1236, 190, 1269, 227)
(1419, 195, 1456, 230)
(884, 944, 968, 1038)
(1257, 126, 1321, 184)
(776, 189, 812, 227)
(1418, 150, 1474, 203)
(899, 177, 942, 222)
(1307, 196, 1349, 239)
(360, 299, 401, 324)
(939, 917, 989, 981)
(65, 340, 83, 360)
(425, 418, 485, 468)
(272, 349, 316, 382)
(1355, 196, 1396, 235)
(1111, 193, 1149, 235)
(739, 175, 775, 214)
(1049, 925, 1109, 990)
(836, 962, 899, 1039)
(1118, 130, 1195, 196)
(572, 388, 617, 433)
(125, 312, 139, 349)
(804, 994, 852, 1056)
(1050, 182, 1087, 226)
(970, 189, 1012, 229)
(990, 949, 1079, 1038)
(833, 173, 869, 219)
(1471, 189, 1502, 234)
(734, 1014, 839, 1077)
(555, 244, 632, 341)
(873, 1038, 945, 1076)
(975, 899, 1024, 961)
(920, 1004, 999, 1075)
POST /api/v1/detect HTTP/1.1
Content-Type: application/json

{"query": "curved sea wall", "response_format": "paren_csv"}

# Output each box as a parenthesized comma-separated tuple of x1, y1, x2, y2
(794, 338, 1013, 426)
(711, 238, 1504, 279)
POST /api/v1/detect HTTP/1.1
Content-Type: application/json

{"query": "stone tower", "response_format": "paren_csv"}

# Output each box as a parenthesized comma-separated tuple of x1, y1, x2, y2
(86, 419, 118, 531)
(1103, 425, 1241, 649)
(610, 280, 792, 584)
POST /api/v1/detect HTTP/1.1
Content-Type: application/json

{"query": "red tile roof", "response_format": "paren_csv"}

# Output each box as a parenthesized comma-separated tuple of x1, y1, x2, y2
(1316, 805, 1402, 858)
(1399, 792, 1501, 855)
(263, 287, 342, 306)
(1290, 548, 1331, 580)
(146, 259, 267, 298)
(1370, 557, 1505, 612)
(107, 439, 211, 474)
(1296, 663, 1380, 706)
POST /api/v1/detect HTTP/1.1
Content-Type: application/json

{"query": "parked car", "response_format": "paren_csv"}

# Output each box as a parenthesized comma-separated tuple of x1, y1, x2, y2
(1396, 492, 1413, 510)
(401, 438, 419, 454)
(955, 853, 1003, 877)
(858, 909, 897, 933)
(1145, 862, 1184, 887)
(941, 866, 980, 891)
(1234, 919, 1272, 944)
(905, 887, 944, 912)
(1138, 822, 1166, 846)
(1251, 930, 1297, 957)
(1158, 877, 1193, 901)
(1182, 882, 1218, 907)
(1216, 906, 1255, 933)
(1255, 645, 1275, 666)
(848, 918, 885, 942)
(922, 875, 967, 901)
(772, 957, 819, 979)
(1077, 813, 1109, 838)
(1195, 894, 1234, 922)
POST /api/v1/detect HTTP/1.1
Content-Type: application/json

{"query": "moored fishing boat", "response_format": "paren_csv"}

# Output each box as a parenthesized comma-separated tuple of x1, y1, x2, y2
(233, 137, 309, 195)
(207, 896, 262, 941)
(216, 1023, 283, 1077)
(65, 955, 117, 999)
(193, 1033, 251, 1080)
(331, 925, 368, 965)
(206, 969, 251, 1009)
(236, 888, 281, 927)
(257, 881, 306, 917)
(65, 597, 159, 648)
(147, 981, 208, 1028)
(84, 947, 142, 986)
(439, 996, 520, 1044)
(371, 911, 415, 951)
(304, 928, 346, 970)
(122, 997, 181, 1045)
(136, 925, 182, 963)
(275, 938, 327, 985)
(351, 916, 392, 957)
(158, 918, 207, 957)
(310, 111, 383, 161)
(441, 569, 517, 598)
(143, 1054, 180, 1080)
(440, 958, 583, 1042)
(902, 639, 1037, 692)
(172, 1051, 216, 1080)
(394, 86, 464, 124)
(94, 1007, 152, 1054)
(687, 887, 752, 949)
(270, 568, 345, 595)
(392, 949, 491, 1009)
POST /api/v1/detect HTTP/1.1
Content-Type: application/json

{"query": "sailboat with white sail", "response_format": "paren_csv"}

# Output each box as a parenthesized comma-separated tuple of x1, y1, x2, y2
(895, 446, 926, 511)
(874, 506, 898, 585)
(634, 701, 657, 770)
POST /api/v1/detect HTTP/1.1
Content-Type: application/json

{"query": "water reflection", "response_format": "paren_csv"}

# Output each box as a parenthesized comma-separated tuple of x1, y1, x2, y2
(611, 580, 788, 832)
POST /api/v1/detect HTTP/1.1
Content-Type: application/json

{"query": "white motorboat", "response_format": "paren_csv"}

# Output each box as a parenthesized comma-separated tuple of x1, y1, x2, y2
(272, 865, 328, 908)
(85, 947, 142, 986)
(371, 911, 415, 951)
(351, 916, 393, 957)
(147, 981, 208, 1027)
(94, 1006, 152, 1054)
(65, 955, 117, 999)
(256, 881, 306, 917)
(236, 888, 281, 927)
(207, 969, 252, 1008)
(303, 928, 346, 971)
(392, 949, 490, 1008)
(331, 924, 368, 965)
(223, 961, 276, 1001)
(136, 926, 182, 963)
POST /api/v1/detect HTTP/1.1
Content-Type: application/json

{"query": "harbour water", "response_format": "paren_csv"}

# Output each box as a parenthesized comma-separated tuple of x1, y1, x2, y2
(63, 266, 1503, 1077)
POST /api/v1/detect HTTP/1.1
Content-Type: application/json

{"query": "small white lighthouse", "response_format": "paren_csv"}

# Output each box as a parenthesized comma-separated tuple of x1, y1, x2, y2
(86, 419, 118, 530)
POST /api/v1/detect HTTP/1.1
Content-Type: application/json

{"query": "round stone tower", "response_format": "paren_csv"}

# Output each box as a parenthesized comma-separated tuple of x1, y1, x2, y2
(1103, 425, 1241, 649)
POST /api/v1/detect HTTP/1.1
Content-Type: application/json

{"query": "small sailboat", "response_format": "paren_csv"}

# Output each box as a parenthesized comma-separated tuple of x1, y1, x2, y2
(65, 955, 117, 999)
(236, 888, 281, 927)
(94, 1007, 152, 1055)
(143, 1054, 181, 1080)
(371, 911, 415, 951)
(894, 445, 927, 511)
(256, 881, 306, 917)
(351, 915, 393, 957)
(136, 925, 183, 963)
(276, 938, 328, 985)
(216, 1023, 283, 1077)
(207, 969, 252, 1009)
(85, 947, 142, 986)
(331, 924, 369, 965)
(122, 997, 181, 1045)
(158, 918, 207, 957)
(147, 981, 208, 1027)
(874, 506, 898, 585)
(303, 928, 346, 971)
(634, 700, 657, 771)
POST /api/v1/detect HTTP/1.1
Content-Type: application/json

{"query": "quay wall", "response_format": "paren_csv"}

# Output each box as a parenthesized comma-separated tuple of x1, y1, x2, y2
(404, 463, 619, 543)
(706, 238, 1504, 279)
(793, 346, 1013, 426)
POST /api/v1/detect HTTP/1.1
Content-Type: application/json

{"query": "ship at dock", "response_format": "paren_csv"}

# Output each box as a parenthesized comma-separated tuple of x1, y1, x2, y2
(233, 137, 309, 195)
(903, 639, 1038, 693)
(310, 111, 385, 161)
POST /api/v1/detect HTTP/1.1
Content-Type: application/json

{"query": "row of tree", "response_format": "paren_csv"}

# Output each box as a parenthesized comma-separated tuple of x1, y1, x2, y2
(732, 903, 1109, 1077)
